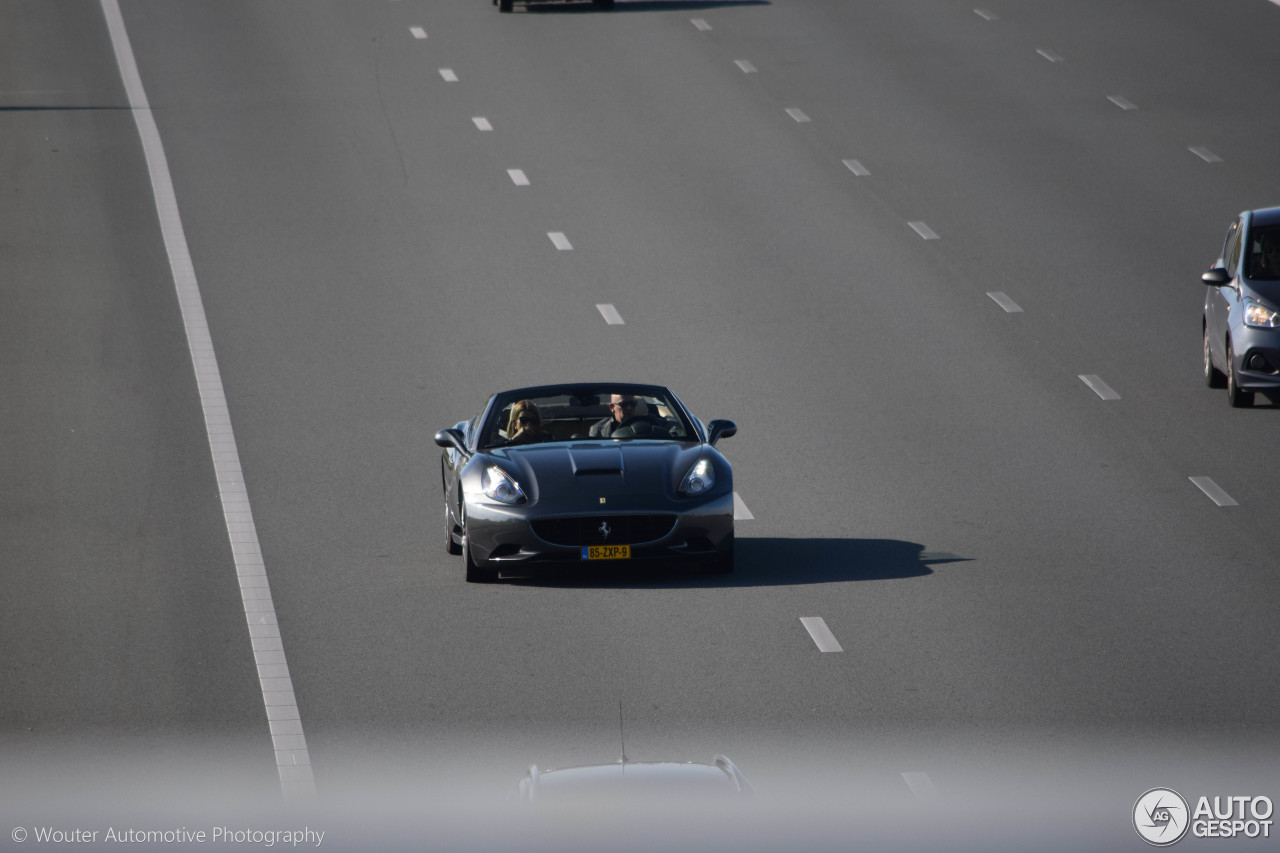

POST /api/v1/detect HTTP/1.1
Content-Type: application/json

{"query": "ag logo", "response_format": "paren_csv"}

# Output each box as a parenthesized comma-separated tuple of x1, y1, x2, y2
(1134, 788, 1190, 846)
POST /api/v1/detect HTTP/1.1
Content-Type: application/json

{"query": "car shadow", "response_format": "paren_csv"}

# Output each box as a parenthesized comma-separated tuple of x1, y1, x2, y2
(519, 0, 769, 13)
(502, 537, 970, 589)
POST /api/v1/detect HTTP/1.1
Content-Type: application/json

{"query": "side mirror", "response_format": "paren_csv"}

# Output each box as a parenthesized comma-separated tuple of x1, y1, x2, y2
(707, 419, 737, 447)
(434, 428, 469, 457)
(1202, 267, 1230, 285)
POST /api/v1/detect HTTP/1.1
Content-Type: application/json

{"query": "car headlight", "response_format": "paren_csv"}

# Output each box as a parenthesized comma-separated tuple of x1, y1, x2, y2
(482, 466, 526, 504)
(678, 458, 715, 497)
(1244, 299, 1280, 329)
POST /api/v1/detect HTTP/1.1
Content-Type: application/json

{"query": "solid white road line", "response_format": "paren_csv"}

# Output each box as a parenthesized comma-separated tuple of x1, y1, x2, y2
(909, 221, 940, 240)
(1079, 374, 1121, 400)
(1189, 477, 1238, 507)
(902, 772, 941, 800)
(507, 169, 530, 186)
(1037, 49, 1064, 62)
(800, 617, 843, 653)
(842, 159, 870, 176)
(1108, 95, 1138, 110)
(548, 232, 573, 251)
(785, 108, 811, 123)
(734, 59, 757, 73)
(101, 0, 314, 800)
(987, 291, 1023, 313)
(1189, 146, 1222, 163)
(733, 492, 754, 520)
(472, 117, 493, 131)
(692, 18, 711, 31)
(439, 68, 458, 82)
(409, 26, 426, 39)
(596, 304, 624, 325)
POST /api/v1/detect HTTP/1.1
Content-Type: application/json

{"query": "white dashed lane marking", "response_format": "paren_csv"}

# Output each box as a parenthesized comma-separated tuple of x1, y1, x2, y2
(409, 26, 426, 39)
(800, 617, 843, 653)
(785, 108, 811, 123)
(596, 304, 624, 325)
(548, 232, 573, 251)
(1190, 146, 1222, 163)
(1189, 477, 1237, 507)
(1079, 374, 1121, 400)
(734, 59, 757, 74)
(987, 292, 1023, 313)
(692, 18, 711, 31)
(507, 169, 530, 186)
(842, 159, 870, 176)
(439, 68, 458, 82)
(472, 117, 492, 131)
(733, 492, 753, 520)
(1108, 95, 1138, 110)
(909, 221, 940, 240)
(902, 772, 941, 801)
(974, 9, 998, 20)
(1037, 49, 1064, 62)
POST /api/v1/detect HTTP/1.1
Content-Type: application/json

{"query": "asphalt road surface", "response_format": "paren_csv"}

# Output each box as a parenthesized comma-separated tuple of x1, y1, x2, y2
(3, 1, 1279, 850)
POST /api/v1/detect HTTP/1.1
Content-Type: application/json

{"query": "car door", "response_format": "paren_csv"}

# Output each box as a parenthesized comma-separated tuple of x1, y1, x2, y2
(1208, 218, 1243, 365)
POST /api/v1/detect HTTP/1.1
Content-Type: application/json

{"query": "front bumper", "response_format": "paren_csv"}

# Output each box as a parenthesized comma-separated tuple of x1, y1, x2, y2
(464, 490, 734, 570)
(1229, 325, 1280, 391)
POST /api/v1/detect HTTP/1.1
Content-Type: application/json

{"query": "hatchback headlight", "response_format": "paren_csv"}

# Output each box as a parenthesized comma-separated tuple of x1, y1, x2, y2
(1244, 299, 1280, 328)
(678, 458, 715, 497)
(482, 466, 526, 504)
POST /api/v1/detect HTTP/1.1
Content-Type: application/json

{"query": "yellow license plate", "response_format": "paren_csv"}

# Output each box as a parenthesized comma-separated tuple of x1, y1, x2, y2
(582, 545, 630, 561)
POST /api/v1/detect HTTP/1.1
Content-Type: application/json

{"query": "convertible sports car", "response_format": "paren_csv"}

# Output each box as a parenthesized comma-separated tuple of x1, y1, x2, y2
(434, 382, 736, 582)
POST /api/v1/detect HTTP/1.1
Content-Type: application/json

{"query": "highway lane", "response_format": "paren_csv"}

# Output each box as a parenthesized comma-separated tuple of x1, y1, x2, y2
(6, 0, 1280, 848)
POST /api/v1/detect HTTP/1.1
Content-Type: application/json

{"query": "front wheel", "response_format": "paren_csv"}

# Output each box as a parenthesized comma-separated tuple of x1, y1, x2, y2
(1227, 340, 1255, 408)
(1204, 325, 1226, 388)
(444, 503, 461, 555)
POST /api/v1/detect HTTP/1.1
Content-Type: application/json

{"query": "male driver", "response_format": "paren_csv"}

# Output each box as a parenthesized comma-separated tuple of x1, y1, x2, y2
(590, 394, 653, 438)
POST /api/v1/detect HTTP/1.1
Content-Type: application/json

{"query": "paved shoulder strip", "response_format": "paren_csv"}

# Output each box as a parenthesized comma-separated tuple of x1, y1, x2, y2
(101, 0, 314, 800)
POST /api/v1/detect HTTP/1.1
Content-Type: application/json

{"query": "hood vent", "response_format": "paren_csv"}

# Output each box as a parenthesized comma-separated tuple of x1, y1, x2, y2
(569, 446, 624, 475)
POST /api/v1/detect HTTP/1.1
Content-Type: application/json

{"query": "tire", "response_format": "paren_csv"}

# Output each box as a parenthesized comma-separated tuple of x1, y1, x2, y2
(463, 524, 498, 583)
(1226, 339, 1255, 408)
(444, 503, 462, 555)
(594, 0, 614, 8)
(706, 533, 734, 575)
(1204, 324, 1226, 388)
(499, 0, 513, 11)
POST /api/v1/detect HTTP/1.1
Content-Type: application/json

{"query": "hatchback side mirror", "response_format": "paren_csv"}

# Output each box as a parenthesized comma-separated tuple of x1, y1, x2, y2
(1202, 267, 1230, 285)
(707, 419, 737, 446)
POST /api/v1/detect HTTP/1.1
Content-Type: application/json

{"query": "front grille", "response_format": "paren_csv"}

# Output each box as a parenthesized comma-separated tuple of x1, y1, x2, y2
(531, 515, 678, 547)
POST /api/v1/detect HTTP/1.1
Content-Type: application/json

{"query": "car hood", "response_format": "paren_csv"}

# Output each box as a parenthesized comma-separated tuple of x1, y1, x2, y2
(491, 441, 706, 503)
(1243, 278, 1280, 308)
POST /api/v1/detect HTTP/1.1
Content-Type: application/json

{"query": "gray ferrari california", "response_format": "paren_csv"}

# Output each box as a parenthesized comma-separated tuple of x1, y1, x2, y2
(434, 383, 736, 582)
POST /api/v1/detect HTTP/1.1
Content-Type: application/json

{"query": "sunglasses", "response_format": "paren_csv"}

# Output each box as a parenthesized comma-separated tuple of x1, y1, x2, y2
(517, 414, 539, 424)
(611, 400, 638, 409)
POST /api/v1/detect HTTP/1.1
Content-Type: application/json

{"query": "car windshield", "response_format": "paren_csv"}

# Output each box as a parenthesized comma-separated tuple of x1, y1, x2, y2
(479, 387, 696, 449)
